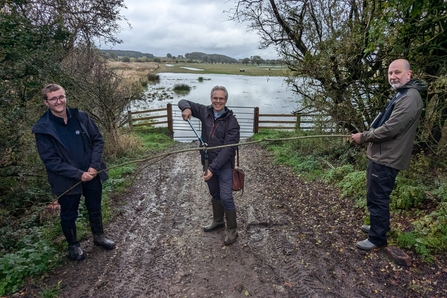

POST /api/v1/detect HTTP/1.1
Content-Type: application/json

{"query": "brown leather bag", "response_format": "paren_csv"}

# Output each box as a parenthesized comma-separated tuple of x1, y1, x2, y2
(232, 149, 245, 193)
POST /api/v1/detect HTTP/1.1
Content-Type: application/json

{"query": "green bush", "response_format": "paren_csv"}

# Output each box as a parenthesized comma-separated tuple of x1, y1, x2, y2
(323, 164, 355, 184)
(0, 237, 58, 295)
(172, 84, 191, 95)
(433, 182, 447, 202)
(147, 73, 160, 82)
(397, 202, 447, 262)
(337, 171, 367, 207)
(390, 177, 426, 210)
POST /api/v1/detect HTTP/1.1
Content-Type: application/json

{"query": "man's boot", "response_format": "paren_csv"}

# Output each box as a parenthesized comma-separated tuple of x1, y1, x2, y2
(89, 211, 116, 250)
(224, 209, 238, 246)
(203, 199, 225, 232)
(68, 242, 85, 261)
(63, 227, 85, 261)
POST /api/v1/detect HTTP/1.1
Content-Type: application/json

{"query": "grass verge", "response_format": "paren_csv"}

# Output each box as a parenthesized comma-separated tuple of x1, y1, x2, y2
(0, 127, 175, 297)
(252, 129, 447, 262)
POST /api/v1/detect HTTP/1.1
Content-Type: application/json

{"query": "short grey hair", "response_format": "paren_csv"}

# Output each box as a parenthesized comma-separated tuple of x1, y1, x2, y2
(210, 85, 228, 100)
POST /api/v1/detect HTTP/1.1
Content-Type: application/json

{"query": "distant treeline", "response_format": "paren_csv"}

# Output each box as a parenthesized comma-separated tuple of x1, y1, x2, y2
(101, 50, 155, 59)
(100, 49, 281, 65)
(101, 50, 239, 63)
(184, 52, 237, 64)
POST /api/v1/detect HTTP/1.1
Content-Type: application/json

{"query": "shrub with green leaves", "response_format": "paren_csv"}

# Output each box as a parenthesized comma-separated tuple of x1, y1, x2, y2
(323, 164, 355, 184)
(397, 202, 447, 262)
(390, 178, 426, 210)
(0, 238, 57, 295)
(337, 171, 367, 207)
(433, 182, 447, 202)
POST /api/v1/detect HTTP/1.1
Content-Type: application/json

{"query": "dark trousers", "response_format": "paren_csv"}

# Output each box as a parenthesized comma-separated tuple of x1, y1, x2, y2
(366, 160, 399, 247)
(206, 168, 235, 210)
(58, 176, 102, 244)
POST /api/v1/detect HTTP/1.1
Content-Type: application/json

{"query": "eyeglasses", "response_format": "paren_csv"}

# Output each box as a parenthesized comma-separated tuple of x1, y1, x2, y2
(47, 95, 66, 102)
(212, 97, 226, 102)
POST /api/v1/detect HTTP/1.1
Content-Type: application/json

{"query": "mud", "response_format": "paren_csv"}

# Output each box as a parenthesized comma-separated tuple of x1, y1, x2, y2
(20, 143, 446, 297)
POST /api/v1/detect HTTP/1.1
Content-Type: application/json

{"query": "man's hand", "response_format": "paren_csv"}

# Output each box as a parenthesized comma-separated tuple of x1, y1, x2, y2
(182, 108, 192, 121)
(81, 171, 95, 182)
(351, 133, 363, 145)
(203, 169, 213, 181)
(88, 167, 98, 177)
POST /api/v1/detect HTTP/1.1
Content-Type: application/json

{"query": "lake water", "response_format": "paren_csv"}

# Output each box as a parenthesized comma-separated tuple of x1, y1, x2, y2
(131, 72, 302, 141)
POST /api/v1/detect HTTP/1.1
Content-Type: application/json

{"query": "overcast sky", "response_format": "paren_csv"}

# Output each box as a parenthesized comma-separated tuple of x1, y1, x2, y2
(100, 0, 279, 60)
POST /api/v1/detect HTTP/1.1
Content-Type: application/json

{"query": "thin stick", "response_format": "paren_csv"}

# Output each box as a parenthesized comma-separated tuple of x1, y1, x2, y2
(54, 134, 350, 200)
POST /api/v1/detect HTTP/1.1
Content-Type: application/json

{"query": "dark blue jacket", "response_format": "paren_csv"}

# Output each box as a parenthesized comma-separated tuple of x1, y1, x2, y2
(32, 108, 108, 195)
(178, 100, 240, 173)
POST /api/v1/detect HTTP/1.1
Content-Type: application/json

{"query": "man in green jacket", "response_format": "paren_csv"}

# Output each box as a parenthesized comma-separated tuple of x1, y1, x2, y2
(351, 59, 427, 251)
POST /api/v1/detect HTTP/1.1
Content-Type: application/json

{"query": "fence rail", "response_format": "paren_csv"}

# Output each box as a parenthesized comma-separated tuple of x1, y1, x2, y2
(127, 104, 334, 141)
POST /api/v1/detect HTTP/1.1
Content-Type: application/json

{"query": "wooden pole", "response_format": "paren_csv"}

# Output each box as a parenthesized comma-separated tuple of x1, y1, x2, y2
(254, 107, 259, 133)
(295, 113, 301, 130)
(167, 103, 173, 139)
(128, 110, 133, 131)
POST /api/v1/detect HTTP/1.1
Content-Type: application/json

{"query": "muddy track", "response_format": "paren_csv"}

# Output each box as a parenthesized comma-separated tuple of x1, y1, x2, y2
(23, 142, 446, 297)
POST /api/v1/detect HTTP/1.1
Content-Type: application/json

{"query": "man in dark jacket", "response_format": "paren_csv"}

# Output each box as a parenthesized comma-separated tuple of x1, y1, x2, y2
(352, 59, 427, 250)
(178, 85, 240, 245)
(32, 84, 115, 261)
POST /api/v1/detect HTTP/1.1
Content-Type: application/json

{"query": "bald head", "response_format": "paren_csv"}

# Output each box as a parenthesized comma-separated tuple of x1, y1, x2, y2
(388, 59, 412, 89)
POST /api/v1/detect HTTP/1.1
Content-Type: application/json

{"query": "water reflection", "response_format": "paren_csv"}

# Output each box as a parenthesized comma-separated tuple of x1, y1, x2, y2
(131, 73, 302, 141)
(137, 73, 300, 113)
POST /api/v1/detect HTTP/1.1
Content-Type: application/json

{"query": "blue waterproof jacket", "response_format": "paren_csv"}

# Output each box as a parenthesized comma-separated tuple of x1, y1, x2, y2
(32, 108, 108, 195)
(178, 100, 240, 173)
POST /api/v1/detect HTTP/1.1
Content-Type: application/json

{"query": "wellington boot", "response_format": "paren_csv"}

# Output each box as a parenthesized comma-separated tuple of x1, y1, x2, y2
(94, 234, 116, 250)
(68, 242, 85, 261)
(203, 199, 225, 232)
(89, 211, 116, 250)
(224, 209, 238, 246)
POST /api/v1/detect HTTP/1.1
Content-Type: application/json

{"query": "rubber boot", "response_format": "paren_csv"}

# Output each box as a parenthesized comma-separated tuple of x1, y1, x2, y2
(68, 242, 85, 261)
(224, 209, 238, 246)
(63, 227, 85, 261)
(203, 199, 225, 232)
(89, 211, 116, 250)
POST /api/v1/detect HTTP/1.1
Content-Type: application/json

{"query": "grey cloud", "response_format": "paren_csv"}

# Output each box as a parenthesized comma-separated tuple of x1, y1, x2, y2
(105, 0, 278, 60)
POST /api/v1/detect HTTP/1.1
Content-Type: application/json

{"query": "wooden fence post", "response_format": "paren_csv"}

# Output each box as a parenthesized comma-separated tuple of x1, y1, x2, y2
(253, 107, 259, 133)
(128, 110, 133, 131)
(167, 103, 173, 139)
(295, 113, 301, 130)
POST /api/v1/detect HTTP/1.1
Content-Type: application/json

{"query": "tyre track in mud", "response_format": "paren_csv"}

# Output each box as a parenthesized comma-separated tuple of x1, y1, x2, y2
(32, 142, 434, 297)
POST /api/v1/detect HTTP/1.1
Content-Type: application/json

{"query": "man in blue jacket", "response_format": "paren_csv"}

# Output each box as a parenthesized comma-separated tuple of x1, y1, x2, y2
(178, 86, 240, 245)
(32, 84, 115, 261)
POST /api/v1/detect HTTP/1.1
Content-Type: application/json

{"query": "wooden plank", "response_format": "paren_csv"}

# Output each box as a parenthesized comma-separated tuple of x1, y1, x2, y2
(130, 107, 167, 115)
(133, 114, 167, 121)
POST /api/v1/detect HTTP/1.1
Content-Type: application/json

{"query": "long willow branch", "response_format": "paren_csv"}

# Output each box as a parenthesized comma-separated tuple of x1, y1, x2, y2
(55, 134, 350, 199)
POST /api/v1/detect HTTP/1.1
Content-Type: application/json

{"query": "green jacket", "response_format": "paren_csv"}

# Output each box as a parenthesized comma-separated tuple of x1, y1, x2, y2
(361, 80, 427, 170)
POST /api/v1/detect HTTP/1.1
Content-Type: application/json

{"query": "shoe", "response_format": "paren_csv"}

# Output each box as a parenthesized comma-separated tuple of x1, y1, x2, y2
(356, 239, 377, 251)
(361, 225, 370, 233)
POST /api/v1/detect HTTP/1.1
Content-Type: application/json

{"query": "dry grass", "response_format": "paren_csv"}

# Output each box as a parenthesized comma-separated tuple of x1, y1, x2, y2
(107, 60, 289, 79)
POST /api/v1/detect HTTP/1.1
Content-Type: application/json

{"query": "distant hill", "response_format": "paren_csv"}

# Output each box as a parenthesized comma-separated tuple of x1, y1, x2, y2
(100, 49, 238, 62)
(185, 52, 237, 63)
(100, 50, 155, 59)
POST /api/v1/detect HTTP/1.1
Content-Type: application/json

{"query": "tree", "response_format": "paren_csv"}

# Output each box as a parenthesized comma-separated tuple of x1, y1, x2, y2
(63, 46, 144, 157)
(167, 53, 172, 58)
(233, 0, 447, 153)
(242, 58, 250, 65)
(0, 0, 127, 211)
(251, 55, 264, 65)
